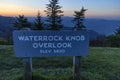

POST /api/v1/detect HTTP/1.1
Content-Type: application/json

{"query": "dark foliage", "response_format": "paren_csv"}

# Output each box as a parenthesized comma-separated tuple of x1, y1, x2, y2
(115, 27, 120, 35)
(90, 34, 107, 47)
(44, 0, 63, 30)
(90, 40, 106, 47)
(106, 27, 120, 47)
(73, 7, 87, 30)
(14, 15, 31, 30)
(34, 11, 44, 30)
(106, 35, 120, 47)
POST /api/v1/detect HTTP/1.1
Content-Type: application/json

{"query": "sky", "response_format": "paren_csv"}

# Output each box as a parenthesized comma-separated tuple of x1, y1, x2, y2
(0, 0, 120, 19)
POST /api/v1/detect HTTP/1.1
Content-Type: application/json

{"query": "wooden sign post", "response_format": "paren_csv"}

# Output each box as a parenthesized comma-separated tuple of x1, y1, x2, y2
(73, 56, 82, 80)
(13, 30, 89, 80)
(23, 58, 32, 80)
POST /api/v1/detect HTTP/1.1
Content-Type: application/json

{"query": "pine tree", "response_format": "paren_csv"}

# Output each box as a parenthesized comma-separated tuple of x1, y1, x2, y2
(107, 26, 120, 47)
(34, 11, 44, 30)
(44, 0, 63, 30)
(73, 7, 87, 30)
(14, 15, 31, 30)
(115, 27, 120, 35)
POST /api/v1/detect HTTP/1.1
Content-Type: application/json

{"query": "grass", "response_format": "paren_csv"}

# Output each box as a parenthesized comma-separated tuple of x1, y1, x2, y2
(0, 45, 120, 80)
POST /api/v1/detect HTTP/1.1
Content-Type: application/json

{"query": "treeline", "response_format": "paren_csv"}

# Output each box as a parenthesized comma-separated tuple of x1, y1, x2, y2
(13, 3, 87, 30)
(0, 0, 87, 45)
(0, 0, 120, 48)
(90, 27, 120, 47)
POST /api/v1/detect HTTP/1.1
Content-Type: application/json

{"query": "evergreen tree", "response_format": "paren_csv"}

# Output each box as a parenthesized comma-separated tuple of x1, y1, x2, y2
(44, 0, 63, 30)
(34, 11, 44, 30)
(14, 15, 31, 30)
(73, 7, 87, 30)
(115, 27, 120, 35)
(106, 26, 120, 47)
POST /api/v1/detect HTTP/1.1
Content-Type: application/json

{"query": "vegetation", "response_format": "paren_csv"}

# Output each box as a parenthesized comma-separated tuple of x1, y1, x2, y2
(73, 7, 87, 30)
(106, 27, 120, 47)
(0, 45, 120, 80)
(14, 15, 31, 30)
(44, 0, 63, 30)
(1, 0, 120, 48)
(107, 35, 120, 47)
(1, 1, 120, 79)
(90, 26, 120, 47)
(34, 11, 44, 30)
(90, 34, 106, 47)
(0, 38, 8, 45)
(115, 27, 120, 35)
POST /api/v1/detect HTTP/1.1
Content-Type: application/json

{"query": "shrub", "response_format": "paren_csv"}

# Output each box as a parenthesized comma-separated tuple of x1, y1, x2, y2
(0, 38, 8, 45)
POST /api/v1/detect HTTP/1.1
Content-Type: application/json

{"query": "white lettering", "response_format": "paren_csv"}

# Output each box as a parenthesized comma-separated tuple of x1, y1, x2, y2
(32, 43, 72, 48)
(18, 36, 63, 41)
(29, 36, 34, 41)
(81, 35, 85, 41)
(40, 49, 52, 54)
(33, 43, 38, 48)
(24, 36, 29, 41)
(18, 36, 24, 40)
(66, 35, 85, 41)
(54, 49, 65, 53)
(38, 43, 44, 48)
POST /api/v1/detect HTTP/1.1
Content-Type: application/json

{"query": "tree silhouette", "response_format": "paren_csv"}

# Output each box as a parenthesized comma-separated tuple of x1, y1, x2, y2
(73, 7, 87, 30)
(115, 26, 120, 35)
(34, 11, 44, 30)
(14, 15, 31, 30)
(44, 0, 63, 30)
(106, 26, 120, 47)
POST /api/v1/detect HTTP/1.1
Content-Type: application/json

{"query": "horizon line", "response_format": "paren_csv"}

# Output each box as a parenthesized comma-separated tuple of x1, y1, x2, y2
(0, 15, 120, 20)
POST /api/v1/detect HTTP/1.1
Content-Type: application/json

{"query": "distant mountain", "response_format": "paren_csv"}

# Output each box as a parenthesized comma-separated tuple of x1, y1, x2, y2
(0, 16, 15, 30)
(61, 17, 120, 35)
(28, 16, 120, 35)
(0, 16, 120, 39)
(0, 16, 15, 25)
(84, 19, 120, 35)
(0, 16, 15, 38)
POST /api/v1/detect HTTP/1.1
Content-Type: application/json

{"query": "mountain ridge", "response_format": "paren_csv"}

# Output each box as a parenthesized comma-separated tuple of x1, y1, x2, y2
(28, 16, 120, 35)
(0, 16, 120, 38)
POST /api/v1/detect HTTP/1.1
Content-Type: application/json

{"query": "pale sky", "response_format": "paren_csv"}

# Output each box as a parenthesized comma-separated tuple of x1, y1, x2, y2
(0, 0, 120, 19)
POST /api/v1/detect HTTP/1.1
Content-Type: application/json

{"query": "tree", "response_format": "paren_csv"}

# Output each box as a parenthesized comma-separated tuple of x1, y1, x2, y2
(106, 26, 120, 47)
(14, 15, 31, 30)
(73, 7, 87, 30)
(107, 35, 120, 47)
(44, 0, 63, 30)
(34, 11, 44, 30)
(115, 27, 120, 35)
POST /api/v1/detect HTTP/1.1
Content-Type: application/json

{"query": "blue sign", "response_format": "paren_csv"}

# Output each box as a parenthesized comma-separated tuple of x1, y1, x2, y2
(13, 30, 89, 57)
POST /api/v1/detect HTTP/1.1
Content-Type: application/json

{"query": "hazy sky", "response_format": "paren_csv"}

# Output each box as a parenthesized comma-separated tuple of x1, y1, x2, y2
(0, 0, 120, 19)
